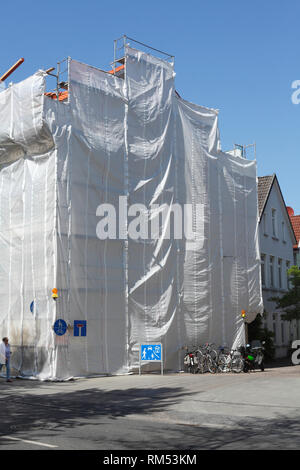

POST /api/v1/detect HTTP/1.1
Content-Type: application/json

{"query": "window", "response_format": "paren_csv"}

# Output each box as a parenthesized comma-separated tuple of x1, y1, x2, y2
(286, 261, 290, 289)
(282, 221, 286, 242)
(261, 254, 266, 286)
(281, 322, 285, 344)
(270, 256, 274, 287)
(273, 322, 277, 343)
(263, 213, 267, 235)
(272, 209, 277, 237)
(278, 258, 282, 289)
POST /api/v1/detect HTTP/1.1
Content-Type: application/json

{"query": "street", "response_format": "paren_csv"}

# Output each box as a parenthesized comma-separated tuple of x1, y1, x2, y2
(0, 364, 300, 452)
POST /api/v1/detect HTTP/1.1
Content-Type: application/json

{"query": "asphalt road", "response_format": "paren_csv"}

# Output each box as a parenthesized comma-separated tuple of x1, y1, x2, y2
(0, 364, 299, 453)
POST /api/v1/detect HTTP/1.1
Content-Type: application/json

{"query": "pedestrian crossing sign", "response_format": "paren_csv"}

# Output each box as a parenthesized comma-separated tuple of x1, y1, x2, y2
(139, 343, 163, 375)
(140, 344, 162, 361)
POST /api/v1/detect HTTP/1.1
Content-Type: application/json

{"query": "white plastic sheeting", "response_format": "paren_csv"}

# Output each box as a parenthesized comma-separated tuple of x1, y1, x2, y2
(0, 47, 263, 380)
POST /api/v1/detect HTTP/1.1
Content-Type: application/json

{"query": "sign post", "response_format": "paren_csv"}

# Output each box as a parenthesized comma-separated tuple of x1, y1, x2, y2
(139, 343, 163, 376)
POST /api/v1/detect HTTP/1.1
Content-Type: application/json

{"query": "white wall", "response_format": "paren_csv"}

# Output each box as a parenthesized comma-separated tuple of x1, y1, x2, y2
(259, 179, 297, 357)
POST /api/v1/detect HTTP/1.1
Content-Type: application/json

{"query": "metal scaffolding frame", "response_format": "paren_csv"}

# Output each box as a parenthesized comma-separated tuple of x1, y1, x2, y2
(112, 35, 175, 74)
(234, 142, 257, 160)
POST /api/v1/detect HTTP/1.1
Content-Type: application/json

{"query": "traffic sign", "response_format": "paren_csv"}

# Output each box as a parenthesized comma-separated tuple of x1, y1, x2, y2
(140, 344, 162, 361)
(139, 343, 163, 375)
(74, 320, 87, 337)
(53, 319, 67, 336)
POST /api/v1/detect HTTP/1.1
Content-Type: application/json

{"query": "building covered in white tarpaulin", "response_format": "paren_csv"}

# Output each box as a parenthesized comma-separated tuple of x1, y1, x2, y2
(0, 39, 263, 380)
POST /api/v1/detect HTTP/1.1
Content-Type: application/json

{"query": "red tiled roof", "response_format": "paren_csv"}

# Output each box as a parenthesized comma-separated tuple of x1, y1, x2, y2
(289, 214, 300, 249)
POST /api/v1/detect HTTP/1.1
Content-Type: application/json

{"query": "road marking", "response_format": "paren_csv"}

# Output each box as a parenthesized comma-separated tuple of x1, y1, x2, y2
(3, 436, 58, 448)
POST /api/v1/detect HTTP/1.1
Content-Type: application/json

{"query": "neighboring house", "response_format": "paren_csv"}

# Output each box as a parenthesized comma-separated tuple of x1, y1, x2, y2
(258, 174, 297, 358)
(287, 207, 300, 268)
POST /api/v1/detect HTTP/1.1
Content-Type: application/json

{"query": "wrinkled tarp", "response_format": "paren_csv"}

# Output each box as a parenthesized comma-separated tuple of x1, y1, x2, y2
(0, 47, 263, 379)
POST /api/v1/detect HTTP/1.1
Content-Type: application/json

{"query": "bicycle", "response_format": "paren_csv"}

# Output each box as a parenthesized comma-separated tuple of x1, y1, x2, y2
(217, 348, 244, 373)
(196, 343, 219, 374)
(183, 347, 199, 373)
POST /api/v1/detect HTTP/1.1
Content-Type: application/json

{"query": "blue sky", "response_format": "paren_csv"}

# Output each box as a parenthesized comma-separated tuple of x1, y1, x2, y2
(1, 0, 299, 212)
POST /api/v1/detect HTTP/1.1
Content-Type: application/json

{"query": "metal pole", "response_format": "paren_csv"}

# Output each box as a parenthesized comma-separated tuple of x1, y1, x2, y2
(125, 35, 174, 61)
(113, 39, 117, 74)
(113, 34, 174, 63)
(0, 58, 24, 82)
(139, 345, 141, 376)
(245, 321, 249, 344)
(56, 61, 60, 100)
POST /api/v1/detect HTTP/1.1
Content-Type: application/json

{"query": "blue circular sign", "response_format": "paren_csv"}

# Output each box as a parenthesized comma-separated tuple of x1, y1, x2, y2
(53, 319, 68, 336)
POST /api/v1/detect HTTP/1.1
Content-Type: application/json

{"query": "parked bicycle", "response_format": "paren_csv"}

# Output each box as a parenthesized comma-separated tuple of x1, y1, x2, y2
(182, 342, 266, 375)
(196, 343, 219, 374)
(183, 347, 198, 373)
(216, 347, 244, 373)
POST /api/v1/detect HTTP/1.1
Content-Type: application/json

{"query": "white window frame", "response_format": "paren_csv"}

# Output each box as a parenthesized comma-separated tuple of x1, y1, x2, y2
(272, 209, 277, 237)
(286, 261, 290, 289)
(278, 258, 282, 289)
(270, 256, 274, 287)
(282, 221, 286, 242)
(281, 322, 285, 344)
(261, 254, 266, 286)
(273, 321, 277, 343)
(263, 213, 268, 235)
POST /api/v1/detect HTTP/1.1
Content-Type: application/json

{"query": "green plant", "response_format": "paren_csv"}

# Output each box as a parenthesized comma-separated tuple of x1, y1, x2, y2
(270, 266, 300, 322)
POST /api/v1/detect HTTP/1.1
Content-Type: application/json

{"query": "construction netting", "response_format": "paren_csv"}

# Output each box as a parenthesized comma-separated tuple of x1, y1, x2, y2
(0, 47, 263, 379)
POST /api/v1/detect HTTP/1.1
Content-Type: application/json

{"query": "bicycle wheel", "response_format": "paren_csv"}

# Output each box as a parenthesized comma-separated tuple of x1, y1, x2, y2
(217, 354, 228, 373)
(208, 348, 218, 362)
(191, 356, 198, 374)
(207, 356, 217, 374)
(231, 356, 244, 373)
(196, 350, 206, 374)
(183, 355, 189, 373)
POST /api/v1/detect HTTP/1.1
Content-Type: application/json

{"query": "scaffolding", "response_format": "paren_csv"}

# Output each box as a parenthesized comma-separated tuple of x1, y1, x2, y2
(112, 34, 174, 75)
(233, 142, 257, 160)
(0, 40, 263, 380)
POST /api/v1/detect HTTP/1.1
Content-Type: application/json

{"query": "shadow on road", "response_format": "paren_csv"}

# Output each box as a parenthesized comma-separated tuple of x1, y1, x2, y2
(0, 378, 300, 449)
(0, 383, 190, 435)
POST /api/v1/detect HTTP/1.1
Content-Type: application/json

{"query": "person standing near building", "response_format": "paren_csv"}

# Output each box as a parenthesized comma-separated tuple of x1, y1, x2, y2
(0, 337, 12, 382)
